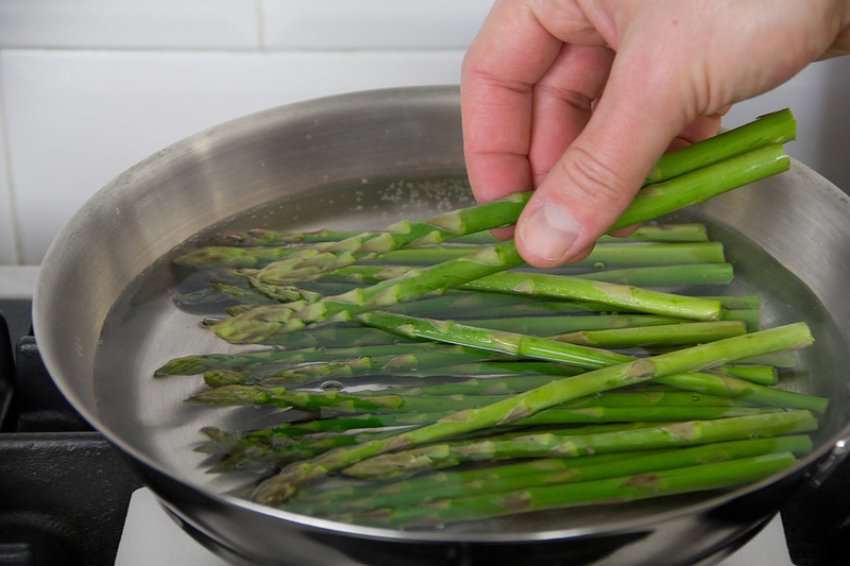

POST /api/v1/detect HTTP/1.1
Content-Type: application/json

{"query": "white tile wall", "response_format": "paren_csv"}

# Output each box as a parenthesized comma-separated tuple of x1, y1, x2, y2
(0, 0, 260, 49)
(261, 0, 493, 49)
(0, 1, 492, 265)
(1, 49, 466, 264)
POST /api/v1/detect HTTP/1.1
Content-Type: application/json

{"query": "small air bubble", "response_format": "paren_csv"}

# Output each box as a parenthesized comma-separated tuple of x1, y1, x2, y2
(321, 380, 343, 391)
(593, 262, 606, 270)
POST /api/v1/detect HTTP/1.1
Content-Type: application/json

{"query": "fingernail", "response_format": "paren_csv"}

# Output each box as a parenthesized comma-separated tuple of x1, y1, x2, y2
(519, 202, 581, 262)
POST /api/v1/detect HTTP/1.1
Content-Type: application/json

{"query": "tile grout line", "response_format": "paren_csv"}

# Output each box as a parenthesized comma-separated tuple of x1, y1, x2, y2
(0, 51, 23, 266)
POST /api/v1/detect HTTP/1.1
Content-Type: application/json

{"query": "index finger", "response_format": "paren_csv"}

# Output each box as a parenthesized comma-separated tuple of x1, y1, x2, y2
(460, 0, 563, 203)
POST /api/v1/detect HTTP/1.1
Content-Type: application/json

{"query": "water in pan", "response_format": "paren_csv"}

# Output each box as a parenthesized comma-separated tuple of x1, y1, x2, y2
(93, 173, 848, 534)
(93, 174, 479, 487)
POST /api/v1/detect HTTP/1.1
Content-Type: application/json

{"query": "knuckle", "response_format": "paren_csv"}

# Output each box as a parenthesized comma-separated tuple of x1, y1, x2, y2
(555, 145, 631, 208)
(535, 83, 595, 114)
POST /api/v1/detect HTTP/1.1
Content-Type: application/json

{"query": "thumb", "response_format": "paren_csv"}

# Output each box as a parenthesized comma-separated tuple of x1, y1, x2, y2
(515, 51, 693, 268)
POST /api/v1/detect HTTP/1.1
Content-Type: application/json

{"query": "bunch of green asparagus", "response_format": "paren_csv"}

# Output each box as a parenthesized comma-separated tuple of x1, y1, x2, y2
(156, 108, 830, 528)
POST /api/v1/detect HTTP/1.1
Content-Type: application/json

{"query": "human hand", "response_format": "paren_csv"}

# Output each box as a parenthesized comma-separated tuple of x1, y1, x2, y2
(461, 0, 850, 267)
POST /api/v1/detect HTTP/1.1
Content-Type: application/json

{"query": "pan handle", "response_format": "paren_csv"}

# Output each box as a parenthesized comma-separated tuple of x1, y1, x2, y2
(780, 433, 850, 563)
(808, 436, 850, 488)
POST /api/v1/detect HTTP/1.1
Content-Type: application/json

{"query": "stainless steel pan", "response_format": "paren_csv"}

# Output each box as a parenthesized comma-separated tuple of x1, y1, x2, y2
(34, 86, 850, 565)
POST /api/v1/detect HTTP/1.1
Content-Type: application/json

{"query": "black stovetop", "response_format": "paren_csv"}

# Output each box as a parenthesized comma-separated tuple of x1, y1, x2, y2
(0, 298, 848, 566)
(0, 299, 142, 566)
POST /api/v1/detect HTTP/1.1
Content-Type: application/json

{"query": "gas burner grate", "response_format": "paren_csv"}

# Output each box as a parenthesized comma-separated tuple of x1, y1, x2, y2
(0, 301, 142, 566)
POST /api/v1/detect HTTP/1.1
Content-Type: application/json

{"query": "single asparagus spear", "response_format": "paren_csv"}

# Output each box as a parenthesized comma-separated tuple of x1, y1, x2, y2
(250, 322, 813, 504)
(576, 263, 733, 287)
(735, 351, 798, 369)
(189, 386, 509, 413)
(456, 272, 723, 320)
(202, 412, 447, 440)
(598, 223, 709, 242)
(706, 294, 761, 310)
(328, 263, 735, 294)
(717, 364, 778, 386)
(178, 272, 364, 308)
(392, 293, 671, 320)
(445, 313, 683, 336)
(382, 361, 778, 395)
(212, 223, 710, 248)
(655, 372, 828, 413)
(174, 281, 278, 307)
(721, 308, 761, 332)
(155, 342, 466, 376)
(561, 391, 749, 409)
(384, 290, 595, 319)
(207, 429, 402, 471)
(455, 223, 712, 244)
(173, 246, 298, 269)
(201, 348, 497, 387)
(212, 358, 568, 387)
(375, 242, 727, 267)
(356, 310, 635, 369)
(234, 325, 407, 349)
(343, 452, 799, 527)
(551, 321, 746, 348)
(341, 410, 816, 479)
(369, 374, 588, 397)
(472, 223, 720, 245)
(174, 241, 728, 273)
(518, 405, 780, 424)
(209, 228, 360, 247)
